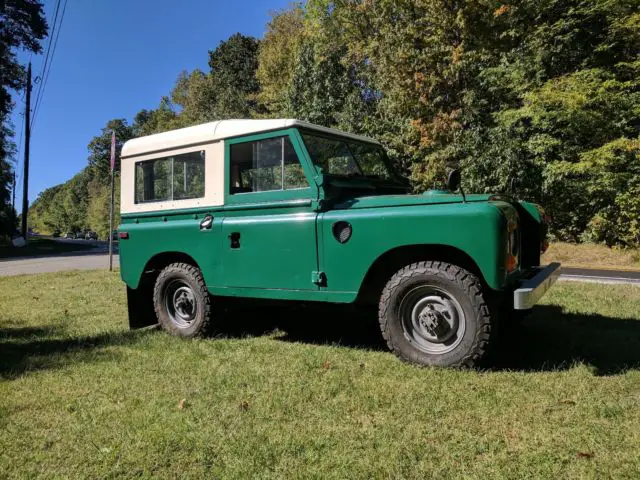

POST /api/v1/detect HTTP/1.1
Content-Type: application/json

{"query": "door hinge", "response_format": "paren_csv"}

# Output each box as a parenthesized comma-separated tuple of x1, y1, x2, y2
(311, 271, 327, 287)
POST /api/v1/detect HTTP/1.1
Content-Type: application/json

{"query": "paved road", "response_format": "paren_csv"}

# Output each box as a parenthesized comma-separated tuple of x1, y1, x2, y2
(0, 253, 119, 276)
(561, 266, 640, 285)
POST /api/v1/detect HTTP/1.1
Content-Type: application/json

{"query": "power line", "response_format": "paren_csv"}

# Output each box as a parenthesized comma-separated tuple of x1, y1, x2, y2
(30, 0, 61, 120)
(31, 0, 68, 130)
(33, 0, 68, 128)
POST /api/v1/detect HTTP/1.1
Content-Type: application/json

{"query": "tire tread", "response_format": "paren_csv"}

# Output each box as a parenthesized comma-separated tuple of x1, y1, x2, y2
(153, 262, 212, 337)
(378, 261, 492, 368)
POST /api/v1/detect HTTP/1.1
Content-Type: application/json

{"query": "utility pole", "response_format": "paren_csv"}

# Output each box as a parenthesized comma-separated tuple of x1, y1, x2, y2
(108, 130, 116, 272)
(20, 62, 32, 240)
(12, 171, 16, 213)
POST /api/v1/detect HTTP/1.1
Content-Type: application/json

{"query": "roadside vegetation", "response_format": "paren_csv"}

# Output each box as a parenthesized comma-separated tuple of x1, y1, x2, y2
(543, 242, 640, 270)
(1, 270, 638, 478)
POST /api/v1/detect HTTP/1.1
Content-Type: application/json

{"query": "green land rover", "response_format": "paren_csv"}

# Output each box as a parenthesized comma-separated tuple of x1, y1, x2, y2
(119, 119, 560, 368)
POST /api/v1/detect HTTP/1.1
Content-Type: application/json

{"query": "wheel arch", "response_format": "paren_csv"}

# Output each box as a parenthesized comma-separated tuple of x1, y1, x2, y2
(126, 251, 203, 330)
(355, 244, 488, 305)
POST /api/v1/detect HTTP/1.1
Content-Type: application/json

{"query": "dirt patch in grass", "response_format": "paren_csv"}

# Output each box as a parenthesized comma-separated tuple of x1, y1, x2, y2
(543, 242, 640, 270)
(1, 271, 639, 478)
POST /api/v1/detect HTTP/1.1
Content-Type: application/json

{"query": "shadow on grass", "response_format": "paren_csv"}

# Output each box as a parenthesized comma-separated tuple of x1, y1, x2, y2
(491, 305, 640, 376)
(213, 302, 640, 376)
(215, 302, 386, 350)
(3, 303, 638, 379)
(0, 325, 64, 340)
(0, 325, 151, 380)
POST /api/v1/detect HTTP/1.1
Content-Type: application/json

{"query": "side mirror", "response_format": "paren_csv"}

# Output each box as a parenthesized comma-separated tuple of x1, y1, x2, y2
(446, 169, 461, 192)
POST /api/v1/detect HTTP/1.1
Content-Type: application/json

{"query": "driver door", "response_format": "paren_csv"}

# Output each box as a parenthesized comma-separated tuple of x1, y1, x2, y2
(221, 130, 320, 291)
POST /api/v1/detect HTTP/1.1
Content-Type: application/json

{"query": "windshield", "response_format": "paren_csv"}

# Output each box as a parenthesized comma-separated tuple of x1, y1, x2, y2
(300, 131, 394, 180)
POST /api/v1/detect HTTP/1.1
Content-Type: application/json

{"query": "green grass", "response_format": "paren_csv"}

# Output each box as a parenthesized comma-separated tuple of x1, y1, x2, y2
(0, 238, 95, 259)
(1, 271, 639, 479)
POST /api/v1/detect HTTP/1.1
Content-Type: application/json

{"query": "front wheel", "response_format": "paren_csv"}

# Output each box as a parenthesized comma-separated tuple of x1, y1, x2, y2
(153, 263, 212, 337)
(378, 261, 493, 368)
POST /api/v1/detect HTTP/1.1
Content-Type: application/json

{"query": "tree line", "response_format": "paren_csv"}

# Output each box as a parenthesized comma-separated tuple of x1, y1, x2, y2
(7, 1, 640, 246)
(0, 0, 47, 239)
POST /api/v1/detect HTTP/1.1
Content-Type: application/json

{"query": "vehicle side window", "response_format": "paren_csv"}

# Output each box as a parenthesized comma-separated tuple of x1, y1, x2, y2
(135, 151, 205, 203)
(230, 136, 307, 194)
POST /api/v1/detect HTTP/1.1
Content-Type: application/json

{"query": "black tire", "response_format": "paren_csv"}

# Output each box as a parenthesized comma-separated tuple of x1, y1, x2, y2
(153, 263, 212, 338)
(378, 261, 493, 368)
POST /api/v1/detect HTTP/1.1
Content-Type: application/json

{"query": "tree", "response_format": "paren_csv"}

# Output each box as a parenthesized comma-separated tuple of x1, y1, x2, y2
(0, 0, 47, 237)
(257, 5, 306, 116)
(208, 33, 261, 118)
(302, 0, 640, 245)
(87, 119, 135, 184)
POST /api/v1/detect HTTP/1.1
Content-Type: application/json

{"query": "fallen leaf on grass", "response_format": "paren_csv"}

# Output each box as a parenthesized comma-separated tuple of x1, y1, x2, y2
(576, 452, 594, 459)
(359, 363, 365, 369)
(239, 400, 249, 412)
(559, 400, 576, 406)
(322, 361, 331, 370)
(178, 398, 187, 410)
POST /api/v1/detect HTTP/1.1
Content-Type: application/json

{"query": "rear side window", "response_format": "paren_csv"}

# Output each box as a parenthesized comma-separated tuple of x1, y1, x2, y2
(135, 151, 205, 203)
(229, 136, 307, 194)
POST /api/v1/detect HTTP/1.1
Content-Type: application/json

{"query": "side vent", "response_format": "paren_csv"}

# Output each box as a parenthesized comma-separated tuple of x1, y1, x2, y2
(332, 221, 353, 244)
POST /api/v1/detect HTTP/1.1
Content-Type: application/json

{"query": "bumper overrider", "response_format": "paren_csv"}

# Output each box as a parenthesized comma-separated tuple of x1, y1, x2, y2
(513, 262, 562, 310)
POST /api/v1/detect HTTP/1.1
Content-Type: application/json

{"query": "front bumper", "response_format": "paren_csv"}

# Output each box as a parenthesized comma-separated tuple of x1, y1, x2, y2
(513, 262, 561, 310)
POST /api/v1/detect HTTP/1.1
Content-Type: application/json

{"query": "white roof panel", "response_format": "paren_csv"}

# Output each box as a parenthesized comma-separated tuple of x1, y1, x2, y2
(121, 119, 380, 159)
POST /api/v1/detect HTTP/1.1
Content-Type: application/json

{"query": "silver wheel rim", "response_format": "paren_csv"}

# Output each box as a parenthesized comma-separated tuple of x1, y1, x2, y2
(399, 284, 466, 354)
(164, 279, 198, 328)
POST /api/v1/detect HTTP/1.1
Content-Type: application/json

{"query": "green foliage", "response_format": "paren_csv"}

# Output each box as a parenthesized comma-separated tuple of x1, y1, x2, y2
(256, 5, 306, 116)
(545, 138, 640, 246)
(87, 119, 135, 184)
(208, 33, 262, 118)
(0, 0, 47, 237)
(29, 117, 132, 236)
(26, 1, 640, 247)
(87, 177, 119, 240)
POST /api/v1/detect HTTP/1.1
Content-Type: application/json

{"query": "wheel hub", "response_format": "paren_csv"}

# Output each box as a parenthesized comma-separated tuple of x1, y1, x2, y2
(173, 287, 195, 319)
(400, 287, 466, 354)
(165, 281, 198, 328)
(418, 307, 451, 340)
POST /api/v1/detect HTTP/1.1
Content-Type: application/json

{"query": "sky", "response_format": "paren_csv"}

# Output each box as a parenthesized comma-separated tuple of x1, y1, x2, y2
(10, 0, 292, 205)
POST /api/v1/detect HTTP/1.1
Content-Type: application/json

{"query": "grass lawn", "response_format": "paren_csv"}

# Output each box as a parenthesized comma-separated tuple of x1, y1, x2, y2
(1, 271, 639, 479)
(0, 238, 96, 259)
(543, 242, 640, 270)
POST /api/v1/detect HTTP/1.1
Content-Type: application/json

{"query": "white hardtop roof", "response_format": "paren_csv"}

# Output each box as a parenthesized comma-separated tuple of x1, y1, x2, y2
(121, 119, 380, 159)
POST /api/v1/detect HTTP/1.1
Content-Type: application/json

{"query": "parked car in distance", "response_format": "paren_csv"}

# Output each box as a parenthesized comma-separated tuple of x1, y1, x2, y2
(65, 232, 76, 239)
(85, 231, 98, 240)
(52, 229, 61, 238)
(119, 119, 561, 369)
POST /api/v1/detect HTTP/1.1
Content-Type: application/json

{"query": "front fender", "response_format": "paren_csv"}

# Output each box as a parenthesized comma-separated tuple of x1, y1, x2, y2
(319, 202, 508, 294)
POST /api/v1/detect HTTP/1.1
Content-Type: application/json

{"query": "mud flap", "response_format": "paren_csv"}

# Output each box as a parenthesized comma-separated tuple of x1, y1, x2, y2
(126, 285, 157, 329)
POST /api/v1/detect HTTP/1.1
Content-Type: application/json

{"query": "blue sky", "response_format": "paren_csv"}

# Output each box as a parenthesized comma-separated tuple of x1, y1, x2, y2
(10, 0, 291, 204)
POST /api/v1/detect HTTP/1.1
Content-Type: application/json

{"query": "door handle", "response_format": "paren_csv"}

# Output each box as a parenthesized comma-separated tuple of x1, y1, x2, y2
(200, 215, 213, 230)
(228, 232, 240, 249)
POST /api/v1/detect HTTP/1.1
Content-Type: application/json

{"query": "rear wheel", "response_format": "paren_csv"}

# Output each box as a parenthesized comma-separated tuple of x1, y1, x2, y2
(153, 263, 212, 337)
(378, 261, 493, 368)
